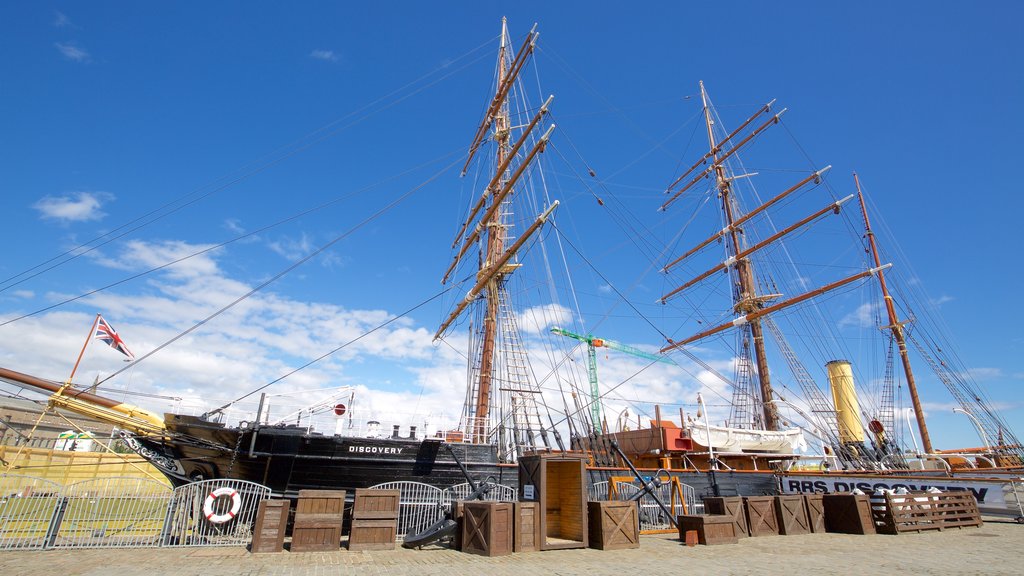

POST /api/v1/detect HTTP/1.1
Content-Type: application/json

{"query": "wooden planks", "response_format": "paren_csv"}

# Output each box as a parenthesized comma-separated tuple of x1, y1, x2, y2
(250, 499, 289, 553)
(349, 489, 399, 551)
(351, 488, 400, 520)
(291, 489, 345, 552)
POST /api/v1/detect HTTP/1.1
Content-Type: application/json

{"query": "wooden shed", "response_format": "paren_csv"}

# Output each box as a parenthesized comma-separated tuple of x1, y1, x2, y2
(518, 453, 588, 550)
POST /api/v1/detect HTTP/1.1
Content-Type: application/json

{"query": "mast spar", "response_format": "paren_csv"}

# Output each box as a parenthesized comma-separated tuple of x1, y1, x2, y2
(699, 81, 780, 431)
(660, 84, 884, 439)
(854, 172, 933, 453)
(435, 20, 556, 457)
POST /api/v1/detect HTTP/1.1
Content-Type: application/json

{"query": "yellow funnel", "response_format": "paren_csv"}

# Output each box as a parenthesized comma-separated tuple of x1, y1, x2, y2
(826, 360, 865, 443)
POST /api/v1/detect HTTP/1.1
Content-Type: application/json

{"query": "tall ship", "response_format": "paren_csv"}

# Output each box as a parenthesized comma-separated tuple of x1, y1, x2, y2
(1, 22, 1020, 516)
(0, 19, 559, 497)
(583, 81, 1023, 484)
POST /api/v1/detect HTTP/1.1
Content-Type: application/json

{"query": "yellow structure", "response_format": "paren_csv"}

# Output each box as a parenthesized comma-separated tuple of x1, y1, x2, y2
(826, 360, 865, 444)
(0, 444, 169, 486)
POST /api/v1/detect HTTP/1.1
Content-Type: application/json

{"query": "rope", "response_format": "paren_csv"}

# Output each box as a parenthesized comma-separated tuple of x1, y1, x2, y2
(0, 38, 495, 295)
(97, 156, 463, 386)
(1, 149, 461, 328)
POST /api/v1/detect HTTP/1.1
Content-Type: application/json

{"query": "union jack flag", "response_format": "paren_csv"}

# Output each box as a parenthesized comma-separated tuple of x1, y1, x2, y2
(94, 316, 134, 360)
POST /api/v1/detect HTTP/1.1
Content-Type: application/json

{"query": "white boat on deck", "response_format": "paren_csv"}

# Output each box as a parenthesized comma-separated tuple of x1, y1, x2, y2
(689, 421, 808, 454)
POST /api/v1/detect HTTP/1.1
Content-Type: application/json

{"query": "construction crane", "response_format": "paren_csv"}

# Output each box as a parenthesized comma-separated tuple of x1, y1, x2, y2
(550, 327, 670, 432)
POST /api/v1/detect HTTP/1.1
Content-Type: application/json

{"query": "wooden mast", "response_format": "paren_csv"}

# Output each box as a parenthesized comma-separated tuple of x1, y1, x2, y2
(436, 20, 553, 447)
(854, 172, 933, 453)
(471, 18, 512, 443)
(699, 81, 780, 431)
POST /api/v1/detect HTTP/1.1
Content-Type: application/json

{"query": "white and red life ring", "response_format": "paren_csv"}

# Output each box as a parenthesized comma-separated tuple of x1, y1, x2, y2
(203, 486, 241, 524)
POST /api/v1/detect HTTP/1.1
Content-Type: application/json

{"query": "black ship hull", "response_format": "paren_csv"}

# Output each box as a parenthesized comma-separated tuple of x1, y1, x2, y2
(127, 414, 512, 498)
(125, 415, 780, 500)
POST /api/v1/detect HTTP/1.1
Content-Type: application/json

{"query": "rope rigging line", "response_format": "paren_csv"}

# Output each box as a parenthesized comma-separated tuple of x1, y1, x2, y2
(0, 149, 463, 328)
(0, 38, 496, 295)
(203, 282, 461, 418)
(96, 155, 464, 387)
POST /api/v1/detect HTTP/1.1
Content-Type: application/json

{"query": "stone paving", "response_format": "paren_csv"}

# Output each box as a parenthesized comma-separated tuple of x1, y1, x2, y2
(1, 518, 1020, 576)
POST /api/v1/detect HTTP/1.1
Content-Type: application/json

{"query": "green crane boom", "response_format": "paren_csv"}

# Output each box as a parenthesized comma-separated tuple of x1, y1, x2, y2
(550, 327, 670, 431)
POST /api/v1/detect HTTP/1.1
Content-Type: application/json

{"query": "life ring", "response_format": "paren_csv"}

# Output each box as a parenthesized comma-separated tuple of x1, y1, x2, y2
(203, 487, 241, 524)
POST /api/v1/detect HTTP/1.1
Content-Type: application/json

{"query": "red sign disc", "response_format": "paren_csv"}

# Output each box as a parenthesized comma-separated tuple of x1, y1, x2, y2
(333, 403, 347, 416)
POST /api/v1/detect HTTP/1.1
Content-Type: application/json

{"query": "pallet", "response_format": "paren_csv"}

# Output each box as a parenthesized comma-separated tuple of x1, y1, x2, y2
(873, 491, 983, 534)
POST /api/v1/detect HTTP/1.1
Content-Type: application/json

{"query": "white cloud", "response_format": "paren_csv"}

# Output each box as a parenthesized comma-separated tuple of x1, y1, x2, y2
(961, 367, 1003, 381)
(310, 49, 339, 62)
(929, 295, 954, 307)
(223, 219, 246, 235)
(53, 11, 73, 28)
(838, 302, 879, 329)
(520, 304, 573, 334)
(34, 191, 111, 222)
(55, 42, 90, 63)
(0, 241, 471, 421)
(268, 233, 313, 261)
(90, 239, 223, 280)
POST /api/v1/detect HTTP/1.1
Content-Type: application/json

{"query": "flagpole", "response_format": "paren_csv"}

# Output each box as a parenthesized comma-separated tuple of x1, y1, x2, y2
(67, 313, 101, 384)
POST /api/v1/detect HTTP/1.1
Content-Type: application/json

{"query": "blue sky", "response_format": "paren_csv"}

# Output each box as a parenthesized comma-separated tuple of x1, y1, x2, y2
(1, 2, 1021, 451)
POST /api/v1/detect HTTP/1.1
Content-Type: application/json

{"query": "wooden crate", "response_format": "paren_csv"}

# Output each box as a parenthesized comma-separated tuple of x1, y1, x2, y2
(453, 501, 465, 551)
(515, 502, 542, 552)
(873, 491, 983, 534)
(250, 499, 289, 553)
(775, 495, 811, 535)
(462, 501, 513, 557)
(823, 493, 876, 535)
(348, 518, 397, 551)
(702, 496, 748, 537)
(352, 488, 400, 520)
(676, 515, 739, 545)
(804, 494, 825, 533)
(291, 489, 345, 552)
(744, 496, 780, 537)
(519, 453, 588, 550)
(587, 501, 639, 550)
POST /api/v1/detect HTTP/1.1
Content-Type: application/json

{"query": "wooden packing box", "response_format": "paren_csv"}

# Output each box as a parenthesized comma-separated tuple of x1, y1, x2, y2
(587, 501, 639, 550)
(702, 496, 748, 537)
(518, 453, 588, 550)
(462, 501, 513, 557)
(775, 495, 811, 535)
(823, 493, 876, 535)
(291, 489, 345, 552)
(352, 488, 401, 520)
(676, 514, 739, 545)
(744, 496, 780, 537)
(348, 518, 397, 551)
(250, 499, 289, 553)
(514, 501, 542, 552)
(804, 494, 826, 533)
